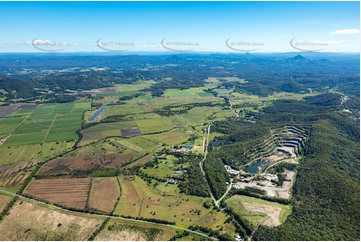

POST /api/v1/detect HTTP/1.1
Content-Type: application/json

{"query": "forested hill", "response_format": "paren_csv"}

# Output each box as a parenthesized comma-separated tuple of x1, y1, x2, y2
(251, 93, 360, 241)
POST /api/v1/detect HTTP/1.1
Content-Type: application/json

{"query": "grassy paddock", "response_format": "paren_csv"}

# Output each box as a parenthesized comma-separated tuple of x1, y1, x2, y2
(114, 176, 233, 231)
(225, 195, 292, 226)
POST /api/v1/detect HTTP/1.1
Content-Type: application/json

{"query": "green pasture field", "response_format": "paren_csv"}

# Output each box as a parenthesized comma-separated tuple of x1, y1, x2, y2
(231, 91, 320, 107)
(116, 136, 159, 153)
(142, 130, 189, 146)
(0, 141, 74, 164)
(139, 94, 221, 113)
(94, 81, 155, 98)
(225, 195, 292, 226)
(114, 175, 235, 233)
(115, 81, 156, 93)
(141, 155, 178, 179)
(80, 121, 138, 146)
(179, 106, 222, 125)
(67, 138, 145, 161)
(135, 118, 174, 134)
(84, 103, 145, 122)
(163, 87, 212, 97)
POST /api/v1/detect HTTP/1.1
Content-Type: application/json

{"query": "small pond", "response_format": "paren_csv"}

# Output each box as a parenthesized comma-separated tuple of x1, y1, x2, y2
(88, 106, 108, 122)
(245, 160, 269, 174)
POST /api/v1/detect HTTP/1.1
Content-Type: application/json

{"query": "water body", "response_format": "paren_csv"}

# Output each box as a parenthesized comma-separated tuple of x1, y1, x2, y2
(246, 160, 269, 174)
(217, 89, 233, 95)
(224, 141, 234, 146)
(88, 106, 108, 122)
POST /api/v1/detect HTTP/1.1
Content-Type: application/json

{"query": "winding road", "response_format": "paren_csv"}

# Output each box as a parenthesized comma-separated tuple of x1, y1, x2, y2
(229, 98, 240, 118)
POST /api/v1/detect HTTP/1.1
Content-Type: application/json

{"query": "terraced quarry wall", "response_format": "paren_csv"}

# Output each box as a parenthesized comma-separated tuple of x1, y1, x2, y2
(242, 126, 309, 173)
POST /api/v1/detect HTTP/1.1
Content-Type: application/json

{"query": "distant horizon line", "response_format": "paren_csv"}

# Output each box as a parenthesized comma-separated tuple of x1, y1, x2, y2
(0, 51, 359, 55)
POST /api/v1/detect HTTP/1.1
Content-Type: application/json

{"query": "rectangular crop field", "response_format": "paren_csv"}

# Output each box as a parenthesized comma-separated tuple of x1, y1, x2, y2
(88, 177, 120, 213)
(3, 102, 90, 146)
(38, 154, 133, 176)
(26, 178, 91, 209)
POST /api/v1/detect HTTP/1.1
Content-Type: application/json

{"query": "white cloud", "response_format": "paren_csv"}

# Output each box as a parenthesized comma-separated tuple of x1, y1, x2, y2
(331, 29, 360, 35)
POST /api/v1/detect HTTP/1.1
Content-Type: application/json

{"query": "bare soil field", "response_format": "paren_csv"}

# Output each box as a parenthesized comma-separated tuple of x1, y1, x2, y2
(97, 229, 147, 241)
(121, 127, 141, 137)
(0, 201, 102, 240)
(88, 177, 120, 213)
(225, 195, 292, 227)
(26, 178, 91, 209)
(0, 106, 19, 117)
(39, 154, 132, 176)
(242, 201, 283, 226)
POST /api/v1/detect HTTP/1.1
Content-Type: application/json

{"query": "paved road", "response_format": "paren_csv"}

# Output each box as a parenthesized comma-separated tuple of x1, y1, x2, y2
(215, 178, 235, 207)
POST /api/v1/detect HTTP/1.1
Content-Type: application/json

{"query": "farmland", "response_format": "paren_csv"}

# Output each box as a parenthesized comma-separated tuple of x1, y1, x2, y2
(0, 160, 36, 190)
(88, 177, 120, 213)
(114, 176, 236, 234)
(38, 154, 133, 177)
(26, 178, 91, 209)
(0, 194, 11, 213)
(3, 102, 89, 146)
(0, 141, 74, 165)
(0, 52, 359, 241)
(80, 121, 139, 146)
(0, 102, 90, 166)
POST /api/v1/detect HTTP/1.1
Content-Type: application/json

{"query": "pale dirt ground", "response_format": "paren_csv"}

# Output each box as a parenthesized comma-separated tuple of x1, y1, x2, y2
(234, 171, 296, 199)
(95, 229, 147, 241)
(242, 201, 282, 227)
(0, 201, 102, 240)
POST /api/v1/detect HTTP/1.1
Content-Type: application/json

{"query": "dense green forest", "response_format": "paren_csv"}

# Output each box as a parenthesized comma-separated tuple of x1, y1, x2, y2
(177, 154, 210, 197)
(204, 156, 229, 199)
(204, 92, 360, 240)
(237, 94, 360, 241)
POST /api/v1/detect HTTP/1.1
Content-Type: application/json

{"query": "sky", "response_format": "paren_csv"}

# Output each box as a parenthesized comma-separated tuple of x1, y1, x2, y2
(0, 1, 359, 53)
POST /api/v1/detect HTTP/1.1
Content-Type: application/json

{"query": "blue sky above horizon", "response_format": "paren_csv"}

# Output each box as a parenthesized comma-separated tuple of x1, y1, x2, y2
(0, 1, 359, 53)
